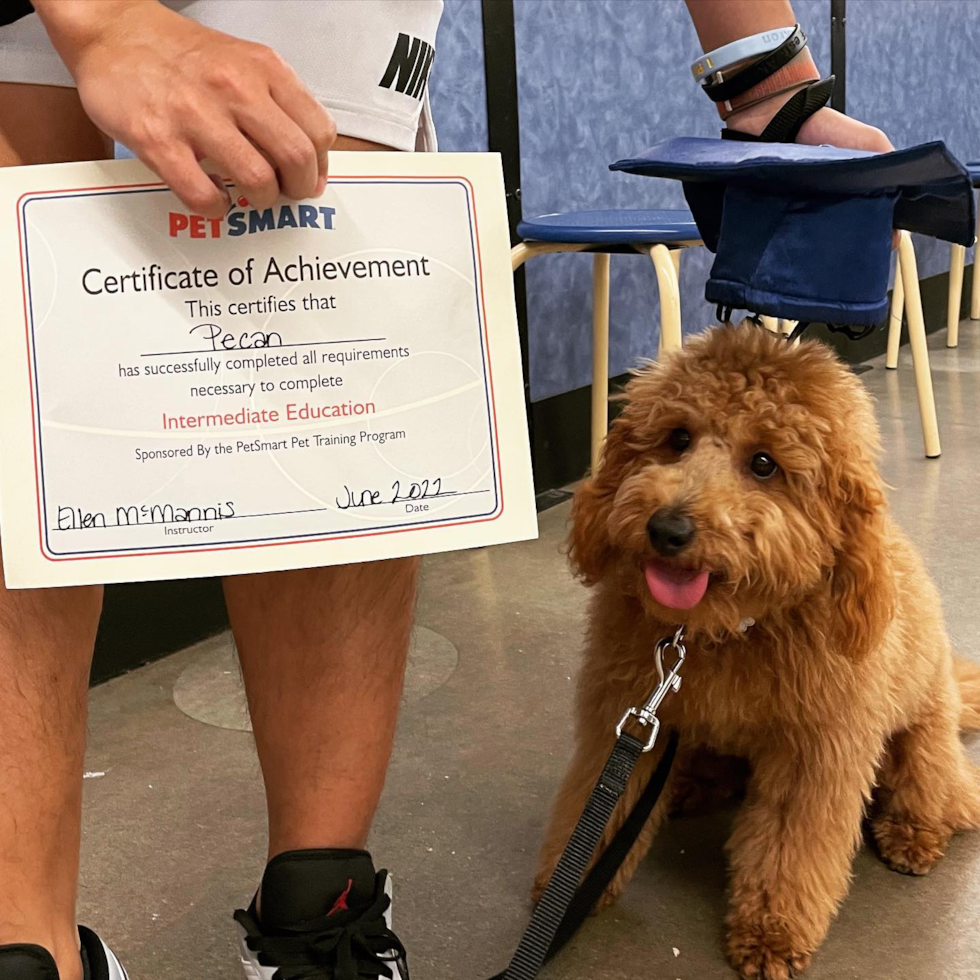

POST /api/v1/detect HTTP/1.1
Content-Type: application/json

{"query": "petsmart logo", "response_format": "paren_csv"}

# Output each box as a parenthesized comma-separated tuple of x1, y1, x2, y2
(168, 196, 337, 239)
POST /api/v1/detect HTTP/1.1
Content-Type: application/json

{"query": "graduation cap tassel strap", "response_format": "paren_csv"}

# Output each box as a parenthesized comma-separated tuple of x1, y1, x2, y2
(721, 77, 836, 144)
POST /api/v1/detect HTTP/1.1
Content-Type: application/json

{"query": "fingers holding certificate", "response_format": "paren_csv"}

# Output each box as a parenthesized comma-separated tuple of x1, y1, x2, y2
(0, 153, 537, 587)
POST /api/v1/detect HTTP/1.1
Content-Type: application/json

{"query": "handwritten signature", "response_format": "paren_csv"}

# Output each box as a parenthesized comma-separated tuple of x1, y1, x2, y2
(57, 500, 236, 530)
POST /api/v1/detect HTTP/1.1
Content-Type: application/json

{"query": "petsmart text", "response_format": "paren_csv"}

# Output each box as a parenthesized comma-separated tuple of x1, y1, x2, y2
(169, 202, 337, 239)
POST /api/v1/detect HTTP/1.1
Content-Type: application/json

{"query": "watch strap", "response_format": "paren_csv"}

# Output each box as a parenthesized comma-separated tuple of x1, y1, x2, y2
(702, 24, 807, 103)
(718, 51, 822, 119)
(691, 26, 796, 82)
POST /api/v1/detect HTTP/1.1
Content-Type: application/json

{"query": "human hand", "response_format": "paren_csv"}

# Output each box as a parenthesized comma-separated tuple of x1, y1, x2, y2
(726, 90, 893, 153)
(35, 0, 337, 217)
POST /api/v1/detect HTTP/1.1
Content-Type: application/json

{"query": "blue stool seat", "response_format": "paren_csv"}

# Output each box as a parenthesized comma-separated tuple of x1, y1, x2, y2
(516, 208, 700, 246)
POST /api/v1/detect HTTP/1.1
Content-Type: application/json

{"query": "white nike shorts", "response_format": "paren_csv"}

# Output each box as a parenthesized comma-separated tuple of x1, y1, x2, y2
(0, 0, 443, 151)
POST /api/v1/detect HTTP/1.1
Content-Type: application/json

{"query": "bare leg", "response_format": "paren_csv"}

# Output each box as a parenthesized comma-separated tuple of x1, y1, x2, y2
(0, 556, 101, 980)
(223, 133, 419, 866)
(224, 557, 419, 858)
(0, 84, 110, 980)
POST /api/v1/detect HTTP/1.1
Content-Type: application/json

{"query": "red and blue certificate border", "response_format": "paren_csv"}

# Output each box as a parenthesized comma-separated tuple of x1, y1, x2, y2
(17, 175, 505, 564)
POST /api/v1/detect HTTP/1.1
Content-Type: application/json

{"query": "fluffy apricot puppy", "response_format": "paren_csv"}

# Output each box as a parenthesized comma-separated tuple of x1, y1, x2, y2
(534, 324, 980, 980)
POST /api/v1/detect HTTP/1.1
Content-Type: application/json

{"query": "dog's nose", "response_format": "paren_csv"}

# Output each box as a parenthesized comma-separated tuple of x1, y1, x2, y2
(647, 508, 696, 557)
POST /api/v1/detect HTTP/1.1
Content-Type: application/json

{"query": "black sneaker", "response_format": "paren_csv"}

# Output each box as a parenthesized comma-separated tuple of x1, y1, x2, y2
(0, 927, 128, 979)
(235, 848, 408, 980)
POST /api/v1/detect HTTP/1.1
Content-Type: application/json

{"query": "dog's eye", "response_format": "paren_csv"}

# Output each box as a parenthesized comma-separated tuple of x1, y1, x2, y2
(750, 452, 779, 480)
(666, 427, 692, 454)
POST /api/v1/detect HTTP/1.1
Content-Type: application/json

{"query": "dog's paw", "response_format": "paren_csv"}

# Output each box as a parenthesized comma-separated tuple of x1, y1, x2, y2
(727, 919, 812, 980)
(872, 814, 948, 875)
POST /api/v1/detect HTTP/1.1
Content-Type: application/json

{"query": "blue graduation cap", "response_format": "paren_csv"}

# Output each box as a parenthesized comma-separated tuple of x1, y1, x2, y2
(611, 137, 975, 328)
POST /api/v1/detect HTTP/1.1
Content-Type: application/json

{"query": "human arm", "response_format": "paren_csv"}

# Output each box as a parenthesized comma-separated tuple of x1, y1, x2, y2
(684, 0, 892, 151)
(33, 0, 337, 216)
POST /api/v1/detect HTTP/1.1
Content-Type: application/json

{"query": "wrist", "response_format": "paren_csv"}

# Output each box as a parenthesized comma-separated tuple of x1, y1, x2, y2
(716, 47, 820, 123)
(724, 83, 810, 136)
(33, 0, 151, 73)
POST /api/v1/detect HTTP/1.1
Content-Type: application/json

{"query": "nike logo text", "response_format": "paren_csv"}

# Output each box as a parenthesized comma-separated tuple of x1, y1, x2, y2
(379, 33, 435, 99)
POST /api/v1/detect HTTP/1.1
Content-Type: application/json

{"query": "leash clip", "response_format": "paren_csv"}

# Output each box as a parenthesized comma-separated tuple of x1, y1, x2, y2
(615, 627, 686, 752)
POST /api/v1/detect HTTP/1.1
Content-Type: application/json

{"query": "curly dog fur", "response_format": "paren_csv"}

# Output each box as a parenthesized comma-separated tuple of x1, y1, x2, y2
(533, 325, 980, 980)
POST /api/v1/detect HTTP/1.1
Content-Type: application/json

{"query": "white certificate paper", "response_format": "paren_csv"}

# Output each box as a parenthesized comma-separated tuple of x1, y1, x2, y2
(0, 154, 537, 588)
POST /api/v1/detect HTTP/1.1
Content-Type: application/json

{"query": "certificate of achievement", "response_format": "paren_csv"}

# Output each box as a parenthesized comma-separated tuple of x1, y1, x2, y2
(0, 154, 537, 588)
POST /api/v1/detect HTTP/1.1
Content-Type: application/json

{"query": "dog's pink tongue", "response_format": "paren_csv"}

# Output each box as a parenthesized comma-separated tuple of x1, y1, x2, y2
(644, 561, 710, 610)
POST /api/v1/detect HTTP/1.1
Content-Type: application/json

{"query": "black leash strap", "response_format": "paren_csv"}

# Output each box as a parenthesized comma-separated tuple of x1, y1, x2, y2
(486, 631, 686, 980)
(545, 730, 678, 957)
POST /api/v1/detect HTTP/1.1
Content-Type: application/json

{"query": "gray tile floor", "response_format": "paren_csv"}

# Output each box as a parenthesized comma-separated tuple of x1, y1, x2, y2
(80, 322, 980, 980)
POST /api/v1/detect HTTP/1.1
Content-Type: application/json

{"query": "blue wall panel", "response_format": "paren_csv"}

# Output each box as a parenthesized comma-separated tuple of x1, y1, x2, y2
(429, 0, 490, 152)
(514, 0, 831, 401)
(848, 0, 980, 282)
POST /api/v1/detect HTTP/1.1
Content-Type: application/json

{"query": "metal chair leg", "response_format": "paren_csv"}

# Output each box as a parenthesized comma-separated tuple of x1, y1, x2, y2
(886, 248, 904, 370)
(511, 241, 591, 271)
(779, 319, 801, 346)
(649, 244, 682, 352)
(511, 242, 532, 272)
(591, 253, 611, 471)
(948, 243, 965, 347)
(898, 231, 941, 458)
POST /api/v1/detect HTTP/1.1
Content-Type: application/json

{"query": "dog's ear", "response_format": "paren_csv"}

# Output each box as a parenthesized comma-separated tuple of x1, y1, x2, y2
(568, 475, 614, 584)
(828, 455, 895, 660)
(567, 418, 633, 585)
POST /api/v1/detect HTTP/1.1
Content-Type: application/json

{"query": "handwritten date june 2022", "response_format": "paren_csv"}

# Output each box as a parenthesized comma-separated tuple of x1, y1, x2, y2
(337, 478, 446, 514)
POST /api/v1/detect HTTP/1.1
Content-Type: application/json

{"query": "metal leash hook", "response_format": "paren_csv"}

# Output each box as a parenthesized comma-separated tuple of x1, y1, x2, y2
(615, 626, 686, 752)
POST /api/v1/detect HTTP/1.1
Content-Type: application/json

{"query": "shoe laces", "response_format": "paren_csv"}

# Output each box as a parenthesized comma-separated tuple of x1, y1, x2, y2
(235, 870, 407, 980)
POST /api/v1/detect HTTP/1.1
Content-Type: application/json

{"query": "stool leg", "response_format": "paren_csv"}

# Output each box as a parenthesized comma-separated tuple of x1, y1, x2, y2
(886, 249, 904, 370)
(649, 244, 682, 352)
(948, 243, 965, 347)
(972, 197, 980, 320)
(898, 232, 941, 458)
(591, 253, 611, 470)
(759, 316, 780, 334)
(511, 242, 533, 271)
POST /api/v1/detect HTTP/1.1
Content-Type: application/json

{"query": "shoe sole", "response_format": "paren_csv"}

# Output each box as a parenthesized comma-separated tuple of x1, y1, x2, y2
(104, 944, 130, 980)
(237, 922, 274, 980)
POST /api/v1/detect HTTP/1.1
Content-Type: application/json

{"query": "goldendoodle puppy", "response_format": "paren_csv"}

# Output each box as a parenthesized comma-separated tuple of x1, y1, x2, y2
(534, 324, 980, 980)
